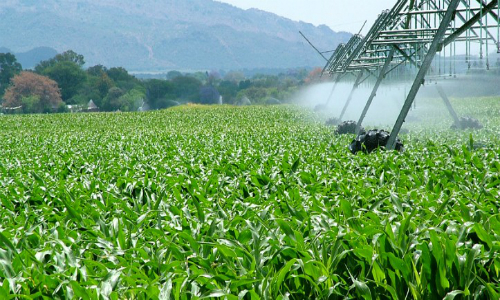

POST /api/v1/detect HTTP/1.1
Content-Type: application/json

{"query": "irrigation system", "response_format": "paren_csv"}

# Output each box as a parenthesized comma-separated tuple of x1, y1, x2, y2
(315, 0, 499, 150)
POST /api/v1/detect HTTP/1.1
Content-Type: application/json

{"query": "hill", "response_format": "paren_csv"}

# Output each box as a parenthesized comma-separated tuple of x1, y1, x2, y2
(16, 47, 59, 69)
(0, 46, 58, 70)
(0, 0, 350, 71)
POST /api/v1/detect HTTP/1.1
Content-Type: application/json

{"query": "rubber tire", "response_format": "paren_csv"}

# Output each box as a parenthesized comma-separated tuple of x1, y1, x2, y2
(335, 120, 364, 135)
(349, 129, 404, 154)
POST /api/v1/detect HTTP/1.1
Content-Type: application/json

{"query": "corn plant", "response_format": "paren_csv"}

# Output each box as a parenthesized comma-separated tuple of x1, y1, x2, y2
(0, 99, 498, 299)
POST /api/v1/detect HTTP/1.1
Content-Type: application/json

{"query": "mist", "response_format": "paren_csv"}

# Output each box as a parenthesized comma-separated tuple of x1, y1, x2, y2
(293, 73, 500, 131)
(294, 81, 415, 129)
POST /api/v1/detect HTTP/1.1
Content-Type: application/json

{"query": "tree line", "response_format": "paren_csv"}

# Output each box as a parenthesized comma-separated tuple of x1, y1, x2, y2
(0, 50, 315, 114)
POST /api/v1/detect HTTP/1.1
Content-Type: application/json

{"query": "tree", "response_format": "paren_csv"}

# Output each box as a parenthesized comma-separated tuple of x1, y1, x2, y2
(171, 76, 202, 101)
(78, 65, 114, 106)
(0, 53, 22, 95)
(199, 86, 220, 104)
(87, 64, 108, 77)
(223, 71, 245, 83)
(218, 80, 239, 104)
(54, 50, 85, 66)
(237, 86, 268, 104)
(155, 99, 179, 109)
(287, 68, 309, 81)
(72, 75, 108, 107)
(252, 74, 279, 88)
(35, 50, 85, 73)
(207, 70, 221, 86)
(42, 61, 87, 101)
(116, 89, 145, 111)
(102, 87, 125, 111)
(167, 70, 182, 80)
(95, 72, 115, 98)
(107, 67, 133, 82)
(189, 72, 209, 84)
(144, 79, 175, 109)
(238, 79, 252, 90)
(304, 67, 324, 84)
(2, 71, 63, 113)
(107, 67, 141, 91)
(34, 51, 87, 102)
(20, 95, 41, 113)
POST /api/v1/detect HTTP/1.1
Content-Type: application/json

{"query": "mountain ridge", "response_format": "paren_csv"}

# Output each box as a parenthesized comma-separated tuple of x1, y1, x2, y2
(0, 46, 58, 69)
(0, 0, 351, 71)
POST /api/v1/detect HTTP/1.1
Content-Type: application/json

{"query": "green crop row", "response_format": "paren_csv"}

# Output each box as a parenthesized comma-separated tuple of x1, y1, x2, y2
(0, 100, 498, 299)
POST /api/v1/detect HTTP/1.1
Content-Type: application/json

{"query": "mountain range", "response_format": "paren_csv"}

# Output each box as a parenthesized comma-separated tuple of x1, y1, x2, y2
(0, 0, 351, 71)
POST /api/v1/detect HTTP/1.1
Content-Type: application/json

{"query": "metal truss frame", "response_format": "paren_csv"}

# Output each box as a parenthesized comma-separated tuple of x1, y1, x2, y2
(319, 0, 499, 150)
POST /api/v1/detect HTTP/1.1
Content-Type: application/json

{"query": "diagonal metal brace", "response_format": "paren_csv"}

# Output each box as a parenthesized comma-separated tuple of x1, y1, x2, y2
(387, 0, 461, 150)
(436, 85, 461, 127)
(356, 47, 395, 134)
(339, 71, 365, 121)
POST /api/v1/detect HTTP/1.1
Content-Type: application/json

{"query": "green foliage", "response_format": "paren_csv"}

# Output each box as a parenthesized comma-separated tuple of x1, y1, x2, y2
(0, 100, 498, 298)
(102, 87, 125, 111)
(189, 71, 210, 84)
(218, 80, 239, 104)
(251, 74, 279, 88)
(0, 52, 22, 95)
(167, 70, 183, 80)
(156, 99, 180, 110)
(87, 64, 108, 77)
(67, 93, 91, 106)
(55, 50, 86, 66)
(34, 50, 85, 73)
(76, 66, 115, 107)
(42, 61, 87, 101)
(9, 57, 305, 113)
(237, 86, 268, 104)
(16, 94, 58, 114)
(199, 85, 220, 104)
(144, 79, 175, 109)
(95, 73, 115, 98)
(171, 75, 203, 101)
(106, 67, 141, 91)
(116, 89, 145, 111)
(238, 79, 252, 90)
(19, 95, 40, 113)
(223, 71, 245, 83)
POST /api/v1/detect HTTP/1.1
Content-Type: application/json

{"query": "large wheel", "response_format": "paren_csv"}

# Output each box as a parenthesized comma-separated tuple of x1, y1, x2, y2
(451, 116, 483, 130)
(335, 120, 364, 135)
(325, 117, 340, 126)
(349, 129, 404, 154)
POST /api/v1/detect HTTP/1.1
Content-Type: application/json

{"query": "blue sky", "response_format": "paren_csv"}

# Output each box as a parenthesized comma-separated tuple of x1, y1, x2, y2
(216, 0, 397, 34)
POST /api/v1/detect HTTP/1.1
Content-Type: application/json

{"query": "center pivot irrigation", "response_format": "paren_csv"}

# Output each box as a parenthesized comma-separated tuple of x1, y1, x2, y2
(304, 0, 499, 153)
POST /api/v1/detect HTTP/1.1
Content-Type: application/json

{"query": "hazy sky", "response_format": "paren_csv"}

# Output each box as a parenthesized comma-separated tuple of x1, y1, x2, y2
(216, 0, 397, 34)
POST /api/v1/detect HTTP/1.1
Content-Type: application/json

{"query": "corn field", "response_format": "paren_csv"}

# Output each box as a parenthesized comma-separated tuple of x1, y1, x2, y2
(0, 99, 499, 299)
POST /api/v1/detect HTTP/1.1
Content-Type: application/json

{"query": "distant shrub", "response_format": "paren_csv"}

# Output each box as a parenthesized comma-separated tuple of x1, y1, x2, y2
(199, 86, 220, 104)
(325, 117, 340, 126)
(266, 98, 281, 105)
(451, 116, 483, 130)
(237, 97, 252, 106)
(156, 99, 180, 109)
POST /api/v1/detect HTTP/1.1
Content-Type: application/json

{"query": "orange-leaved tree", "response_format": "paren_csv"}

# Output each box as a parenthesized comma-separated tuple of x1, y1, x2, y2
(304, 67, 326, 84)
(2, 71, 63, 113)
